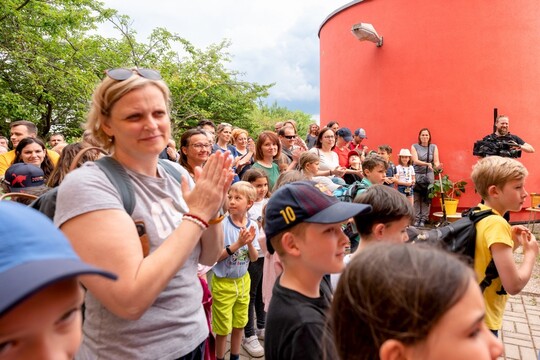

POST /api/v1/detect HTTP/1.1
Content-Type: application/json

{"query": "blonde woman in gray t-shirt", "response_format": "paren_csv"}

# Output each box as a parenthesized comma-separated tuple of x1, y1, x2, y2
(55, 68, 234, 359)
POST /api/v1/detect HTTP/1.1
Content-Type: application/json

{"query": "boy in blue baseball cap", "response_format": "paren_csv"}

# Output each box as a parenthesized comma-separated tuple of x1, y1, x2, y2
(263, 180, 371, 360)
(0, 202, 116, 359)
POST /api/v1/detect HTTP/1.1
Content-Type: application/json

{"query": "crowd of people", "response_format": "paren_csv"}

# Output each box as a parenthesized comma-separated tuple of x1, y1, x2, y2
(0, 68, 537, 360)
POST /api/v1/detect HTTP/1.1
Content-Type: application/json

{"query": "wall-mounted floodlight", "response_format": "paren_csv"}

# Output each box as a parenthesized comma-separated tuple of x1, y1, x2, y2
(351, 23, 383, 47)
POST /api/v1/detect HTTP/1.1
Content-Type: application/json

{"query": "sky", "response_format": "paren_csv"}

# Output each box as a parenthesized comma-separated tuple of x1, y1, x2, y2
(98, 0, 348, 121)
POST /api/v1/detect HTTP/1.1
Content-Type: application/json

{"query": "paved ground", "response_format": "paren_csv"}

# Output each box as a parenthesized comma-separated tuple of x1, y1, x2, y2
(500, 294, 540, 360)
(224, 336, 264, 360)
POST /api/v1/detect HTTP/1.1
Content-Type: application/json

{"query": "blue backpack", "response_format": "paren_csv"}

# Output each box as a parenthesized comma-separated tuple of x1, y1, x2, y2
(333, 181, 369, 202)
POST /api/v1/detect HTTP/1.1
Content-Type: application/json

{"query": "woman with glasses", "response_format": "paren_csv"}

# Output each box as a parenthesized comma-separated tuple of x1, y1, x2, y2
(54, 68, 234, 359)
(180, 129, 212, 179)
(309, 126, 346, 184)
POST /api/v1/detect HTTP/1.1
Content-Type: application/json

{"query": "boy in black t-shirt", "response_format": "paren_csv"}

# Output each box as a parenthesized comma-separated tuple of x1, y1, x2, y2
(263, 181, 371, 359)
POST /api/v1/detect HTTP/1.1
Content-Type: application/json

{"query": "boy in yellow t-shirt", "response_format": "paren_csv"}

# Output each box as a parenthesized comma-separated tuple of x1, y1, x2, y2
(471, 156, 538, 335)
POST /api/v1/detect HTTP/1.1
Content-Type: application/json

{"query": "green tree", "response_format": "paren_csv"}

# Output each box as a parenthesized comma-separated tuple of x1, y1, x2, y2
(0, 0, 113, 139)
(132, 28, 272, 135)
(1, 1, 317, 145)
(248, 102, 315, 139)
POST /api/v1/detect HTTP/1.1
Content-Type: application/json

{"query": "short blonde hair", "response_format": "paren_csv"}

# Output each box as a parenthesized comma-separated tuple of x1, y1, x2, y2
(471, 156, 528, 199)
(229, 181, 257, 203)
(269, 222, 309, 257)
(86, 72, 171, 151)
(298, 152, 319, 172)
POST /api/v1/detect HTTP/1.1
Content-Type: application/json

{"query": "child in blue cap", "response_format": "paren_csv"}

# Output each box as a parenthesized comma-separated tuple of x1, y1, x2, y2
(0, 202, 116, 359)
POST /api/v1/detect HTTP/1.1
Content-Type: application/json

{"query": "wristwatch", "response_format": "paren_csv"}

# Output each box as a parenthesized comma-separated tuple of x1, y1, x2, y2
(225, 245, 234, 256)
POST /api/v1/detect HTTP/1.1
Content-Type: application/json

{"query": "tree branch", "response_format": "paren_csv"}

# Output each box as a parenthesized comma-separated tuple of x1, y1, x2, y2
(0, 0, 31, 22)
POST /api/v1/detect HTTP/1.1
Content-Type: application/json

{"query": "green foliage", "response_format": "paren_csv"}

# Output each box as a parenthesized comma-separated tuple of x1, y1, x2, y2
(428, 169, 467, 199)
(0, 0, 113, 138)
(0, 1, 313, 145)
(247, 102, 315, 140)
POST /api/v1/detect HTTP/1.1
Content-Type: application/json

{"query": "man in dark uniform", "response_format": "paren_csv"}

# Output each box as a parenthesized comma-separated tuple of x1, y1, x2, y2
(481, 115, 534, 155)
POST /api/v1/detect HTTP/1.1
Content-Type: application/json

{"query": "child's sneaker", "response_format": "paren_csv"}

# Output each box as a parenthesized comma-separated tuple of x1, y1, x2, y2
(242, 335, 264, 357)
(256, 328, 265, 341)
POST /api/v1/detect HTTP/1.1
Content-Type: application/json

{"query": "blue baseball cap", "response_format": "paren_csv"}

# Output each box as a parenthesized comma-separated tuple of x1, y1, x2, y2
(336, 127, 353, 142)
(354, 128, 367, 139)
(0, 202, 117, 316)
(264, 181, 371, 254)
(4, 163, 45, 192)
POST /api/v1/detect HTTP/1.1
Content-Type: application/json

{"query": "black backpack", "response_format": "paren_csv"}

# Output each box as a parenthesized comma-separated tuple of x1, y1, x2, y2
(30, 157, 182, 219)
(407, 207, 506, 294)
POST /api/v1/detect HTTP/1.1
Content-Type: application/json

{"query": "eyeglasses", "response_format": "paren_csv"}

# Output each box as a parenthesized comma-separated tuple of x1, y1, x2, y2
(323, 135, 335, 139)
(105, 68, 162, 81)
(190, 143, 212, 150)
(284, 135, 296, 140)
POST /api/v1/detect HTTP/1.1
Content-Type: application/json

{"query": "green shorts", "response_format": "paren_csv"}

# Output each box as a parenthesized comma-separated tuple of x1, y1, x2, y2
(211, 272, 251, 335)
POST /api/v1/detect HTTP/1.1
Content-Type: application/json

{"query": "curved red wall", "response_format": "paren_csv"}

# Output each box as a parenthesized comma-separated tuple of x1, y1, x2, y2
(320, 0, 540, 219)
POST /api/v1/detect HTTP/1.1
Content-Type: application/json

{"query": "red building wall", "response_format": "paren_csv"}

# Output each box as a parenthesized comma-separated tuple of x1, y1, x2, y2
(319, 0, 540, 220)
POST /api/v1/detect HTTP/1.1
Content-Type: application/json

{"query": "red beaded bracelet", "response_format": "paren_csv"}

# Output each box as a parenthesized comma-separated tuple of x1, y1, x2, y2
(183, 213, 209, 230)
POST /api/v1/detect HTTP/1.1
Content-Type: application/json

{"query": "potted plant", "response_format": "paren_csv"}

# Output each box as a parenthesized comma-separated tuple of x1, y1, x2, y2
(427, 169, 467, 215)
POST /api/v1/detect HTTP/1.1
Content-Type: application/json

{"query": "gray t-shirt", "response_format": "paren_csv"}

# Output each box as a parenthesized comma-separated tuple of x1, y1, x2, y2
(55, 161, 207, 359)
(412, 143, 436, 181)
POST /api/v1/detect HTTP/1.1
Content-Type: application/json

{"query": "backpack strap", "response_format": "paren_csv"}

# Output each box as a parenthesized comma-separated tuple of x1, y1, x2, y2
(94, 157, 183, 217)
(95, 157, 136, 216)
(469, 208, 494, 222)
(158, 159, 182, 182)
(479, 259, 507, 294)
(470, 207, 507, 295)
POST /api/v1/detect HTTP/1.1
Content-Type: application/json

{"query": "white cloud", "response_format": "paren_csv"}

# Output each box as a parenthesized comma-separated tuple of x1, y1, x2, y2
(98, 0, 346, 114)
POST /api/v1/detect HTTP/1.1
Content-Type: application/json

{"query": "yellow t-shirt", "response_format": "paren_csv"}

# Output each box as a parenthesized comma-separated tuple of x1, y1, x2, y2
(0, 149, 60, 176)
(474, 203, 513, 330)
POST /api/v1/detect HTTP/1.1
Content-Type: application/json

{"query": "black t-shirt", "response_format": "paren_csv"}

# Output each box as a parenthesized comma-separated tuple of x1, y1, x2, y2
(343, 169, 363, 185)
(265, 276, 335, 360)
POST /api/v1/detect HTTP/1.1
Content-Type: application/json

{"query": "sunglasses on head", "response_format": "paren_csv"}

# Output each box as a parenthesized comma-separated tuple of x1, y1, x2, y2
(105, 68, 162, 81)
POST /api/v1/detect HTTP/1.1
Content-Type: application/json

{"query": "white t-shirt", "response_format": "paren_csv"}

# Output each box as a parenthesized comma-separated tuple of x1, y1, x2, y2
(248, 199, 268, 258)
(396, 164, 415, 183)
(309, 147, 339, 172)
